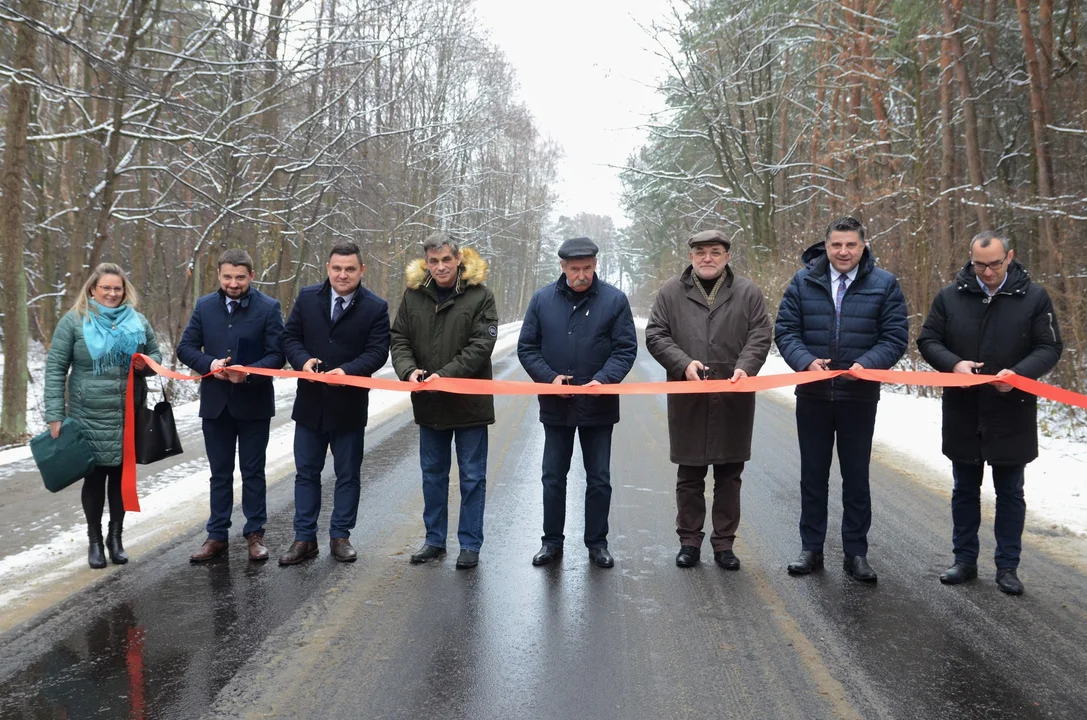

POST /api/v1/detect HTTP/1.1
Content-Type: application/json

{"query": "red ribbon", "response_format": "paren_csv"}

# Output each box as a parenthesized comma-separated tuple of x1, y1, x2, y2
(121, 354, 1087, 512)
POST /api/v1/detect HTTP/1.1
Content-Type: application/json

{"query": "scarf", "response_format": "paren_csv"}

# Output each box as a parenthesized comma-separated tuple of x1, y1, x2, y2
(82, 300, 146, 374)
(694, 272, 726, 306)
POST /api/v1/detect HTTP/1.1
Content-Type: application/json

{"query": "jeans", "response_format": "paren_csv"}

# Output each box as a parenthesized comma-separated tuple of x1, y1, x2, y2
(202, 411, 270, 541)
(795, 397, 878, 557)
(292, 423, 365, 541)
(951, 462, 1026, 569)
(419, 424, 488, 552)
(541, 424, 613, 549)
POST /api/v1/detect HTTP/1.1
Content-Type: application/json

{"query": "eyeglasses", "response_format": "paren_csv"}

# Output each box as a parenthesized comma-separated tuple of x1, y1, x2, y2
(95, 285, 124, 294)
(970, 255, 1008, 273)
(692, 248, 729, 259)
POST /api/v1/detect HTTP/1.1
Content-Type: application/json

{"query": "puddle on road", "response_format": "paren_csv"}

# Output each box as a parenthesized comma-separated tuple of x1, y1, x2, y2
(0, 554, 320, 719)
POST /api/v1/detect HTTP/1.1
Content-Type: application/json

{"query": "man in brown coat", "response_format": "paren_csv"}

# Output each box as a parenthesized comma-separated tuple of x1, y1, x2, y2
(646, 229, 773, 570)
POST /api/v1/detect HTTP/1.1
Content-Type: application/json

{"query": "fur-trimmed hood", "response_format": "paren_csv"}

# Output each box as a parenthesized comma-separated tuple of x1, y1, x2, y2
(405, 247, 488, 291)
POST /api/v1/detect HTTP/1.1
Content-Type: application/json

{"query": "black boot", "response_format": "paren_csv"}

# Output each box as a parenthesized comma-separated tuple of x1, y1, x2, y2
(88, 524, 107, 569)
(105, 518, 128, 565)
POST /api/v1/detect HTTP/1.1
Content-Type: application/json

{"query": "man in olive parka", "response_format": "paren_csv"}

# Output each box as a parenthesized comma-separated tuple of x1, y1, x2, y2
(391, 232, 499, 569)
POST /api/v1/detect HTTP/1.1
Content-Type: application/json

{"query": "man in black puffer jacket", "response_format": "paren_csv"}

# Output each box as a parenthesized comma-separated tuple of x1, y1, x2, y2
(918, 230, 1062, 596)
(775, 216, 908, 583)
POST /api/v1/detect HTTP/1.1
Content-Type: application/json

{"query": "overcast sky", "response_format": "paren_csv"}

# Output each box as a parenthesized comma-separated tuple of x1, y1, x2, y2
(473, 0, 674, 225)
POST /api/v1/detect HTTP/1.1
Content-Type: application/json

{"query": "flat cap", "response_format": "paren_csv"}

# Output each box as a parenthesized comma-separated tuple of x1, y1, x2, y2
(687, 229, 731, 250)
(557, 236, 599, 259)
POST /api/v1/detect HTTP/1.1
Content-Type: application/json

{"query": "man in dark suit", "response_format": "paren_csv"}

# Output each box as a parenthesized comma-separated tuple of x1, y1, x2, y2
(177, 248, 286, 562)
(517, 236, 638, 569)
(278, 242, 390, 565)
(774, 216, 908, 583)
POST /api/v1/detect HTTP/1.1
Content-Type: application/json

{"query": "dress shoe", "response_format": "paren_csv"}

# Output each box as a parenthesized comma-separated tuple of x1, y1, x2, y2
(278, 540, 319, 566)
(330, 538, 357, 562)
(787, 550, 823, 575)
(410, 544, 447, 564)
(190, 539, 229, 563)
(87, 523, 107, 570)
(714, 549, 740, 571)
(532, 544, 563, 566)
(105, 519, 128, 565)
(456, 549, 479, 569)
(939, 562, 977, 585)
(588, 547, 614, 568)
(246, 533, 269, 561)
(843, 555, 878, 583)
(675, 545, 700, 568)
(996, 568, 1024, 596)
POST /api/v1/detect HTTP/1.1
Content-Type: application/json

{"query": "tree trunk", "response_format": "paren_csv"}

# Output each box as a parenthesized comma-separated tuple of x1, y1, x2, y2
(0, 0, 41, 445)
(942, 0, 991, 229)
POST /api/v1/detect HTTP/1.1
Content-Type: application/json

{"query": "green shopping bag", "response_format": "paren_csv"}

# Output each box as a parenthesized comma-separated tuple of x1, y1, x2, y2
(30, 418, 96, 493)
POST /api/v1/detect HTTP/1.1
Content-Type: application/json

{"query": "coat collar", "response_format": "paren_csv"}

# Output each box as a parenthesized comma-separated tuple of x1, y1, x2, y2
(681, 265, 734, 310)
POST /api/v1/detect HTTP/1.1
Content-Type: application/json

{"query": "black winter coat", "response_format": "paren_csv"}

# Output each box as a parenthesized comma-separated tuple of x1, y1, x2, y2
(775, 242, 908, 402)
(517, 274, 637, 426)
(282, 280, 390, 432)
(917, 260, 1062, 465)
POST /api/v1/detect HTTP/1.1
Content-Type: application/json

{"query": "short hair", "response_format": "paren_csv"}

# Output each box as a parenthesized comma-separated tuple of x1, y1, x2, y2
(328, 242, 363, 266)
(73, 263, 139, 317)
(825, 216, 866, 243)
(422, 231, 460, 257)
(217, 248, 253, 273)
(970, 230, 1010, 254)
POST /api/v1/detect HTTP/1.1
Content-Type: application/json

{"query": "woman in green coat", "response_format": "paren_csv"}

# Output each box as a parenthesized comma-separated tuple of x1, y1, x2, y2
(45, 263, 162, 569)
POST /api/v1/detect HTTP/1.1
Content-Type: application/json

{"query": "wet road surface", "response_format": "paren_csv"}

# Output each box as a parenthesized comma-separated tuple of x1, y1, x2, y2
(1, 340, 1086, 719)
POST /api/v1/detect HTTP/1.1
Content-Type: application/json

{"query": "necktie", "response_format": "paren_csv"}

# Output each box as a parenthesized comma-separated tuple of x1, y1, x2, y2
(226, 300, 236, 314)
(834, 275, 848, 340)
(332, 296, 345, 323)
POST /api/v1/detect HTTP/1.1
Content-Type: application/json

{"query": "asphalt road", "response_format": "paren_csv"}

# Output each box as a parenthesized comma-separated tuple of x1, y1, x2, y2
(1, 339, 1086, 719)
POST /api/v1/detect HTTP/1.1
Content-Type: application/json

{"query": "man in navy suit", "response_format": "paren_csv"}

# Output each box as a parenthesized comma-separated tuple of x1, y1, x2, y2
(278, 242, 390, 565)
(177, 249, 286, 562)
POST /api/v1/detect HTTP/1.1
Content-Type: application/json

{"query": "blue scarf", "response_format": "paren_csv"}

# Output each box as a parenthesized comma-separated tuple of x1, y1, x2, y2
(82, 300, 146, 374)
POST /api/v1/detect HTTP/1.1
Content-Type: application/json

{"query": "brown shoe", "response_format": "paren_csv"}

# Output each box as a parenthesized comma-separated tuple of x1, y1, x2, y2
(330, 538, 358, 563)
(278, 540, 319, 566)
(190, 539, 228, 563)
(247, 533, 269, 562)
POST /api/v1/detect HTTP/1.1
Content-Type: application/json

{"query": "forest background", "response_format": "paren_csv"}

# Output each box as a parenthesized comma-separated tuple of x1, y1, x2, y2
(2, 0, 1085, 444)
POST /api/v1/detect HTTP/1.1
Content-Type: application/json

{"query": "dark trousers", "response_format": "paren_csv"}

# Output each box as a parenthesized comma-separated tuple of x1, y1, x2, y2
(293, 423, 365, 542)
(419, 425, 488, 552)
(951, 462, 1026, 569)
(541, 424, 613, 549)
(795, 397, 878, 557)
(676, 463, 744, 552)
(202, 410, 271, 541)
(82, 465, 123, 526)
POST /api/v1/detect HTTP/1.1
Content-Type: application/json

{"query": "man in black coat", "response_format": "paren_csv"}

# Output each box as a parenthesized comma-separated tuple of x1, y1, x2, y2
(278, 242, 390, 565)
(517, 236, 637, 569)
(177, 249, 285, 563)
(918, 230, 1062, 595)
(775, 216, 908, 583)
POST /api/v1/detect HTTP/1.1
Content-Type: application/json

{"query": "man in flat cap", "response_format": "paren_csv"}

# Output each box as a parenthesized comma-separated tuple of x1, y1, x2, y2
(774, 216, 907, 583)
(646, 230, 772, 570)
(517, 236, 638, 568)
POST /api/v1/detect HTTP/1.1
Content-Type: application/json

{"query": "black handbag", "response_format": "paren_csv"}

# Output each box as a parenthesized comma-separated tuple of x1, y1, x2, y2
(134, 379, 183, 464)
